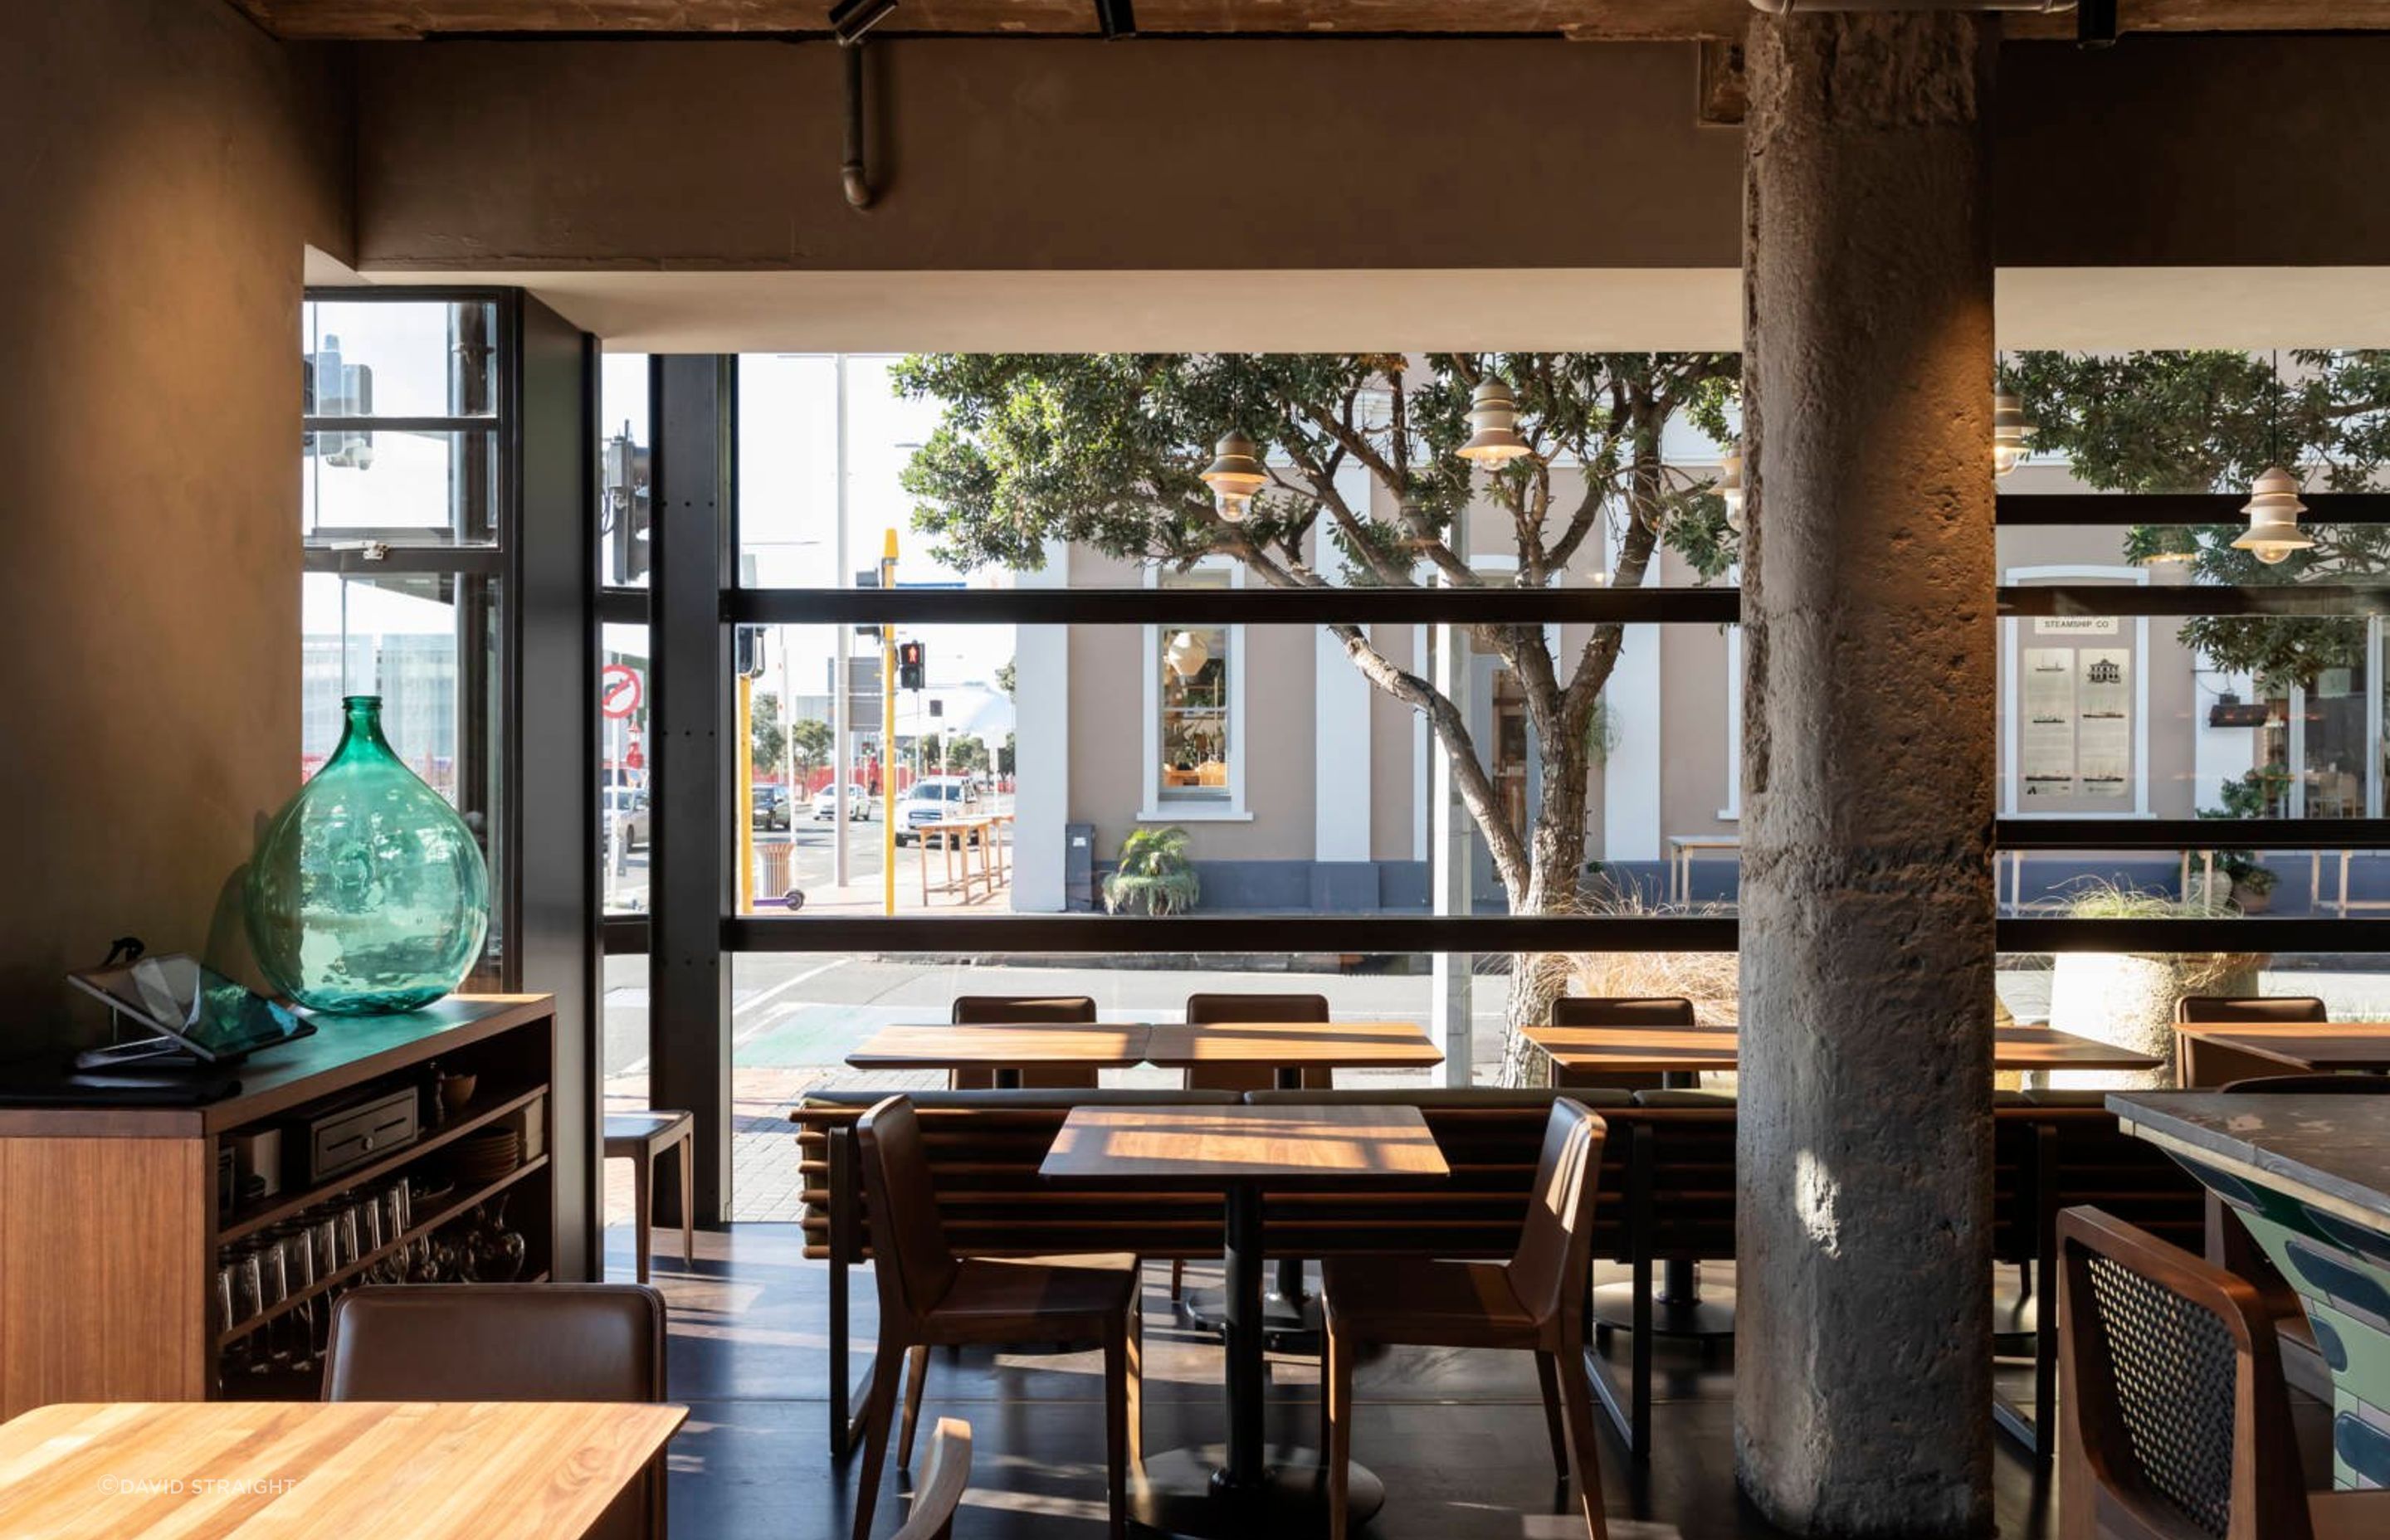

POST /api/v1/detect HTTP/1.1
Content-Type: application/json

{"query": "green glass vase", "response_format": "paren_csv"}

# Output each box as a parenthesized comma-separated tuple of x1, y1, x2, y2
(245, 694, 490, 1015)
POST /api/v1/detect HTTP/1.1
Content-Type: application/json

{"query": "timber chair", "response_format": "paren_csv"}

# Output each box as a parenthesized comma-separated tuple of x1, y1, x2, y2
(2174, 996, 2329, 1088)
(890, 1419, 972, 1540)
(851, 1095, 1143, 1540)
(1168, 992, 1332, 1304)
(1549, 995, 1695, 1094)
(1318, 1099, 1611, 1540)
(947, 994, 1100, 1089)
(2056, 1206, 2387, 1540)
(323, 1284, 670, 1540)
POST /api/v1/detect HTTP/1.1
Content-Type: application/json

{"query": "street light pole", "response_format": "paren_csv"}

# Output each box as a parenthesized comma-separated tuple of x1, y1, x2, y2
(880, 529, 899, 916)
(832, 353, 851, 887)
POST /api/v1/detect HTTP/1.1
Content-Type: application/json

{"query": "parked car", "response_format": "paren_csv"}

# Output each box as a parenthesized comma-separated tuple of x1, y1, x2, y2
(811, 784, 875, 821)
(751, 785, 791, 831)
(606, 787, 651, 850)
(894, 776, 983, 846)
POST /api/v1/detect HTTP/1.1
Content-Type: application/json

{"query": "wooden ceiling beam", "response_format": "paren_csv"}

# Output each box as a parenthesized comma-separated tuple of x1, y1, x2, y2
(225, 0, 2390, 42)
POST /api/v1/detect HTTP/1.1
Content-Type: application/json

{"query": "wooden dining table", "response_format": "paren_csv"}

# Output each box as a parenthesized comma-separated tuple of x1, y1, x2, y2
(1041, 1103, 1449, 1534)
(2174, 1021, 2390, 1087)
(844, 1020, 1154, 1088)
(1522, 1021, 2166, 1081)
(0, 1400, 685, 1539)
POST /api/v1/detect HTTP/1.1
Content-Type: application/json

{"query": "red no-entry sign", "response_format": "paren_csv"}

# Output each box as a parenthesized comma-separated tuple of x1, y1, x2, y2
(601, 664, 643, 719)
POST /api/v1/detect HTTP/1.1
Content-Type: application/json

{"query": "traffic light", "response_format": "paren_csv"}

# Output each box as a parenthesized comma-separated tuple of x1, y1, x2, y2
(734, 625, 767, 679)
(897, 641, 926, 691)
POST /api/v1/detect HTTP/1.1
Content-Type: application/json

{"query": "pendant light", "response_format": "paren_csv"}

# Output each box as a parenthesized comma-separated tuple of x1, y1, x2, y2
(1199, 431, 1266, 523)
(1992, 392, 2036, 478)
(1718, 446, 1745, 534)
(2233, 353, 2314, 566)
(1165, 630, 1210, 678)
(1456, 378, 1532, 464)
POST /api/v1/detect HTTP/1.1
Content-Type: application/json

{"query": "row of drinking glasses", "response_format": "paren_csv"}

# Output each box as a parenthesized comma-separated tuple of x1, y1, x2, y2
(216, 1177, 413, 1380)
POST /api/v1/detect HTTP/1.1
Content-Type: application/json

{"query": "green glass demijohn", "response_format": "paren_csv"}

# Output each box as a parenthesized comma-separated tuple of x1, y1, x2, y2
(244, 694, 490, 1015)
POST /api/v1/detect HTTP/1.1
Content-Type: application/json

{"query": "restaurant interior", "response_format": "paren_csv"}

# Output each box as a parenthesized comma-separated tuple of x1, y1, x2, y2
(7, 3, 2390, 1538)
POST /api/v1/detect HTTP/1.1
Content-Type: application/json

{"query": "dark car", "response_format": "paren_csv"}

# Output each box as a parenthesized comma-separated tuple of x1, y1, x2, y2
(751, 785, 791, 831)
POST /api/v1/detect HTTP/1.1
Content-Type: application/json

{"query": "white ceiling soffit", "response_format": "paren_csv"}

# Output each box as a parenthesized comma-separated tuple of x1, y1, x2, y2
(349, 267, 2390, 353)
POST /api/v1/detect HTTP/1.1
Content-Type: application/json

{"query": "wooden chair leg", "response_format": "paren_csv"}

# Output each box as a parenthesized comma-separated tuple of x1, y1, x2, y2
(1534, 1351, 1570, 1484)
(1102, 1317, 1131, 1540)
(630, 1149, 652, 1285)
(1127, 1292, 1145, 1469)
(1170, 1257, 1184, 1302)
(1553, 1338, 1610, 1539)
(896, 1343, 931, 1472)
(678, 1133, 695, 1266)
(851, 1338, 907, 1540)
(1325, 1322, 1355, 1540)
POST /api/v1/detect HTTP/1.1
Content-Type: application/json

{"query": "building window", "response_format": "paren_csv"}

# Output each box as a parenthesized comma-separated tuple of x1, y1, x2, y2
(1144, 564, 1247, 819)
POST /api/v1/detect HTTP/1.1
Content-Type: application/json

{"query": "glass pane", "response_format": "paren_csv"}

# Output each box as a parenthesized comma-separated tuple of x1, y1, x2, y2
(303, 300, 498, 419)
(304, 429, 499, 546)
(600, 353, 651, 589)
(726, 622, 1734, 919)
(300, 571, 502, 966)
(600, 623, 651, 916)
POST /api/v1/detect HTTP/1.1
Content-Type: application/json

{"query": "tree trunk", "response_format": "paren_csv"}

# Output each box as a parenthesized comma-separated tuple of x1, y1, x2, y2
(1497, 725, 1593, 1086)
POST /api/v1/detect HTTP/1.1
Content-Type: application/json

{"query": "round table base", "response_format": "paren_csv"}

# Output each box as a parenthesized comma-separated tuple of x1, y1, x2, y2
(1131, 1445, 1384, 1538)
(1178, 1284, 1323, 1350)
(1591, 1278, 1739, 1340)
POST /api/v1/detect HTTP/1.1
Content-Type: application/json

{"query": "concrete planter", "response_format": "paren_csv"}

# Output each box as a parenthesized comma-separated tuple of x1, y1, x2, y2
(2044, 951, 2262, 1090)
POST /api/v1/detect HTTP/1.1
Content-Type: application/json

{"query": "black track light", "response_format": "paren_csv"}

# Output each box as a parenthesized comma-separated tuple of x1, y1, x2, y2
(1095, 0, 1135, 40)
(828, 0, 896, 46)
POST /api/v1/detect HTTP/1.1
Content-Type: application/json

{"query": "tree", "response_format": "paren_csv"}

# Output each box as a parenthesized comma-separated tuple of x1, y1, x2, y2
(749, 694, 785, 777)
(788, 717, 833, 782)
(996, 658, 1017, 697)
(896, 352, 1741, 1081)
(2005, 349, 2390, 690)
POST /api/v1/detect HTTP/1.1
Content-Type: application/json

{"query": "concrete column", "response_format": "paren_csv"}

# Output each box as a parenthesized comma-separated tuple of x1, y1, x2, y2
(1737, 12, 1997, 1537)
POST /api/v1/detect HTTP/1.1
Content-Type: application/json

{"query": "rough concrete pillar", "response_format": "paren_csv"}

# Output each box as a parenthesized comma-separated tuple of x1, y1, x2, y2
(1736, 12, 1997, 1537)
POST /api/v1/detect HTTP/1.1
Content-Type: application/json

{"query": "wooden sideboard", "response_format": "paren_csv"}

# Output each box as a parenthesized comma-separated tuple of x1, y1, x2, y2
(0, 994, 559, 1418)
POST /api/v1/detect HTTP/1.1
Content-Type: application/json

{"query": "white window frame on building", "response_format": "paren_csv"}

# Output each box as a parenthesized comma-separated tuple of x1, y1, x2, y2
(1141, 558, 1251, 821)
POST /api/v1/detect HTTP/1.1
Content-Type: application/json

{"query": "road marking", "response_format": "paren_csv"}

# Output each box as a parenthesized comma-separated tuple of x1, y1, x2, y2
(732, 958, 852, 1045)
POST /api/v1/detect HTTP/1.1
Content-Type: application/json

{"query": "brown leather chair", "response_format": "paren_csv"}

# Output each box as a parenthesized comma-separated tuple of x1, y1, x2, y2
(324, 1284, 670, 1540)
(890, 1418, 971, 1540)
(1319, 1099, 1611, 1540)
(2056, 1206, 2386, 1540)
(852, 1095, 1141, 1540)
(1168, 992, 1332, 1302)
(2173, 996, 2329, 1087)
(1549, 996, 1695, 1094)
(948, 994, 1100, 1089)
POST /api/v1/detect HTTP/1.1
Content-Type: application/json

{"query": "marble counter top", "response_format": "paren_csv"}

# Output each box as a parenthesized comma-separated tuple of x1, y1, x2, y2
(2108, 1092, 2390, 1226)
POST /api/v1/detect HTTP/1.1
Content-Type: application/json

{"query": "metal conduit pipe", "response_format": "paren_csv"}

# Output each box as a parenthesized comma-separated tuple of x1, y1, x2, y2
(841, 41, 875, 212)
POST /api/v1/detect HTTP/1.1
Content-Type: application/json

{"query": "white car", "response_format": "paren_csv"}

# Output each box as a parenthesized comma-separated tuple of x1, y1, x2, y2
(894, 777, 983, 846)
(810, 785, 874, 821)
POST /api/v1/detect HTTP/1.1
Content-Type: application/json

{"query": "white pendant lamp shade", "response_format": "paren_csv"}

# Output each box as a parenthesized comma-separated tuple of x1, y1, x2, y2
(1166, 630, 1210, 678)
(1457, 378, 1532, 464)
(1200, 431, 1267, 522)
(1992, 392, 2035, 478)
(1719, 448, 1745, 534)
(2232, 465, 2314, 565)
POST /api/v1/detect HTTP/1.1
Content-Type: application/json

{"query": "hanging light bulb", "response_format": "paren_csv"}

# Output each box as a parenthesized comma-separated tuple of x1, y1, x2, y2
(1456, 378, 1532, 464)
(1199, 431, 1266, 522)
(1165, 630, 1210, 678)
(2233, 465, 2314, 565)
(1718, 446, 1745, 534)
(1992, 392, 2036, 478)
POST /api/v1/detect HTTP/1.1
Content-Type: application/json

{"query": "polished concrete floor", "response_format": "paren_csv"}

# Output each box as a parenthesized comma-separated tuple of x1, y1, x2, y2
(618, 1226, 2075, 1539)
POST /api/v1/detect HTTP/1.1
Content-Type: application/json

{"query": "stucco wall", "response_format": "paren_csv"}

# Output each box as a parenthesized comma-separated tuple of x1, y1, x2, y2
(0, 0, 351, 1029)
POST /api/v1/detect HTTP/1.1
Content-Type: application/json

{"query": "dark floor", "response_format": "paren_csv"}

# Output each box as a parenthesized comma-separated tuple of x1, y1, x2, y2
(610, 1227, 2093, 1539)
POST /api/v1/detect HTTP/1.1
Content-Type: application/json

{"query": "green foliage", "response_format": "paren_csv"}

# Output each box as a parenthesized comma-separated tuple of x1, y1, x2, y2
(2198, 765, 2291, 898)
(2004, 349, 2390, 687)
(1103, 826, 1202, 916)
(995, 658, 1016, 697)
(749, 694, 785, 775)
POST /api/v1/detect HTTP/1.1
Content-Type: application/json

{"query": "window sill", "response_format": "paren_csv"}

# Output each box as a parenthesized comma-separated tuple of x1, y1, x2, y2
(1137, 806, 1254, 823)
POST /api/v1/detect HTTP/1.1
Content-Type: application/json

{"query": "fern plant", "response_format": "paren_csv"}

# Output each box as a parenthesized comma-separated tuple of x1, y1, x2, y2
(1103, 826, 1201, 916)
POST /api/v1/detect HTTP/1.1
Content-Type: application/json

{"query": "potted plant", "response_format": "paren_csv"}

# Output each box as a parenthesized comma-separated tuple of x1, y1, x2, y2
(2043, 880, 2265, 1089)
(2197, 765, 2285, 914)
(1103, 826, 1201, 916)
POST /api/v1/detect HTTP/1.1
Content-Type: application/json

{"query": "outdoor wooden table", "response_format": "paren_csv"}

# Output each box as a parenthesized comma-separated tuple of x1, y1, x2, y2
(845, 1020, 1154, 1088)
(2175, 1021, 2390, 1087)
(917, 816, 994, 905)
(1522, 1021, 2164, 1080)
(1041, 1104, 1449, 1534)
(1146, 1019, 1444, 1338)
(1666, 833, 1740, 904)
(0, 1400, 685, 1539)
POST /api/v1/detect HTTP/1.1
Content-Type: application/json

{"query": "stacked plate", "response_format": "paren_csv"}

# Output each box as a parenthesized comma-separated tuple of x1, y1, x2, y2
(451, 1128, 521, 1187)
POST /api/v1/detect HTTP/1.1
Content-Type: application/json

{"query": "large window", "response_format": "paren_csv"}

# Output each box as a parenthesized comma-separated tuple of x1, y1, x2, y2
(1150, 566, 1241, 815)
